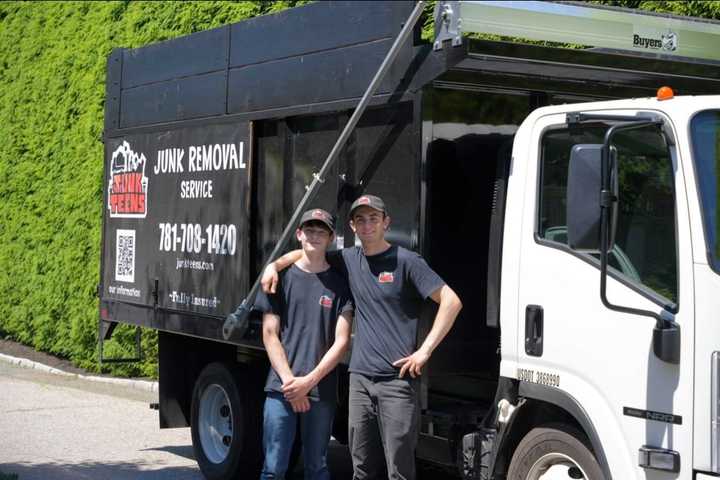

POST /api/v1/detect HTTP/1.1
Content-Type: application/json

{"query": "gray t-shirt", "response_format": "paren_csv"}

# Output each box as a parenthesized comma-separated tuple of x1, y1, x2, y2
(330, 245, 445, 377)
(255, 264, 353, 402)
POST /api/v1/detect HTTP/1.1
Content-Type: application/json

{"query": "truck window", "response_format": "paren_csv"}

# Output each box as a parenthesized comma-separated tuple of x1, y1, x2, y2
(537, 124, 678, 305)
(690, 110, 720, 271)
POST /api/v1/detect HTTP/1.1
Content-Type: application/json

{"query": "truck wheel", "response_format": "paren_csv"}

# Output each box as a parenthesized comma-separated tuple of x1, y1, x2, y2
(191, 362, 262, 480)
(507, 426, 606, 480)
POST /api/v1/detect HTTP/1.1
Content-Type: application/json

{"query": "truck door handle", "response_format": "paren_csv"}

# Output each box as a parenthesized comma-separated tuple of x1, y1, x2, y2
(525, 305, 544, 357)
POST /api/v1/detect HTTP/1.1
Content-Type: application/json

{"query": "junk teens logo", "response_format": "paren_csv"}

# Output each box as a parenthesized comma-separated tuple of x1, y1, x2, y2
(108, 141, 149, 218)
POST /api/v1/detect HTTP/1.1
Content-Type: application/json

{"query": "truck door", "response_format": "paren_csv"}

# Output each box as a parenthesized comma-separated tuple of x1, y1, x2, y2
(514, 112, 695, 479)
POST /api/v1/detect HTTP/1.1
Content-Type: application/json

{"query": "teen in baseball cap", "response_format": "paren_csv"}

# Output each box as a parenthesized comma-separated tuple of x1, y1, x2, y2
(262, 192, 462, 480)
(349, 194, 386, 217)
(257, 206, 352, 480)
(299, 208, 335, 232)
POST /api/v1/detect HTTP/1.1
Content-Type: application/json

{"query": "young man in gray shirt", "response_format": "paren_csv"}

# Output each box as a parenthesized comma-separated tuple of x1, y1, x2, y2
(256, 209, 354, 480)
(263, 195, 462, 480)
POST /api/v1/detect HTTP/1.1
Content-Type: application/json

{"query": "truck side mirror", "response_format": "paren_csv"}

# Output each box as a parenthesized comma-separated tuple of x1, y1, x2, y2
(566, 144, 614, 252)
(564, 117, 678, 364)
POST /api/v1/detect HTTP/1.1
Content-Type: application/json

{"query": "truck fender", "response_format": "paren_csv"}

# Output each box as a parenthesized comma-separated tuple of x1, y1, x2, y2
(516, 382, 613, 480)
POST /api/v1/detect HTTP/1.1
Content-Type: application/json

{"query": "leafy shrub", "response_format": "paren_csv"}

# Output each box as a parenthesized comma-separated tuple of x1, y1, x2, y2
(0, 1, 309, 377)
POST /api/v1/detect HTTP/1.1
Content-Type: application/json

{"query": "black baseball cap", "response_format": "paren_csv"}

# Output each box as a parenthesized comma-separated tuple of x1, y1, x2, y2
(299, 208, 335, 232)
(349, 194, 386, 217)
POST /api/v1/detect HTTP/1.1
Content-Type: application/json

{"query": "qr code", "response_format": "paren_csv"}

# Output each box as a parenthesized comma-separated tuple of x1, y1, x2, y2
(115, 229, 136, 283)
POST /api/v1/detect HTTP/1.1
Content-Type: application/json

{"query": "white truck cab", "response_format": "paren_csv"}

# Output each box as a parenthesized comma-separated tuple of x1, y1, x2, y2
(499, 94, 720, 479)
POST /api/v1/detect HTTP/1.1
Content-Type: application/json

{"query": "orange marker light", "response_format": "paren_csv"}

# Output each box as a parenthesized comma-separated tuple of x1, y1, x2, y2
(657, 86, 674, 101)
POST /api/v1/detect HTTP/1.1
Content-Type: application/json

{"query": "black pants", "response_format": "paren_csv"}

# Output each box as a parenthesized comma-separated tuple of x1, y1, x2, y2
(348, 373, 420, 480)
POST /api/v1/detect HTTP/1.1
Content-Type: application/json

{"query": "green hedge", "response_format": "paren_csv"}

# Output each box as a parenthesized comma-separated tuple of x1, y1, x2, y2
(0, 0, 718, 378)
(596, 1, 720, 17)
(0, 1, 310, 377)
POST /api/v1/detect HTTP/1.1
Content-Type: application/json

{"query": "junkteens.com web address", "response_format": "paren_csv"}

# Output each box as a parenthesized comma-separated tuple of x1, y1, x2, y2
(176, 258, 214, 271)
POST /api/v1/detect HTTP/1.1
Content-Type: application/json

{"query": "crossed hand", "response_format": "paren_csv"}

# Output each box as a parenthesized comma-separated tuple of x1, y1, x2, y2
(282, 375, 314, 413)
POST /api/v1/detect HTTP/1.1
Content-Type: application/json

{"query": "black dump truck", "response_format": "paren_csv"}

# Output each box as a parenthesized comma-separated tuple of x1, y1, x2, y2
(100, 1, 720, 479)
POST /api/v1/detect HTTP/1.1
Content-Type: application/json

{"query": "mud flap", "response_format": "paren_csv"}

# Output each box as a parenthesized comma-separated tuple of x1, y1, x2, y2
(461, 428, 496, 480)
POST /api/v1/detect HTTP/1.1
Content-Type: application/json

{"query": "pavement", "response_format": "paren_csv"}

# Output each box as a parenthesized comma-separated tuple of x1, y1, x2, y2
(0, 357, 201, 479)
(0, 342, 458, 480)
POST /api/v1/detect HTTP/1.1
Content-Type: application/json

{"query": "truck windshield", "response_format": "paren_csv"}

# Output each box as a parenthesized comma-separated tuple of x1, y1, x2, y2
(691, 110, 720, 271)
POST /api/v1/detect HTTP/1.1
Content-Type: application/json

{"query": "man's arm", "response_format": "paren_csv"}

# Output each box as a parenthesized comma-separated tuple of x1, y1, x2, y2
(262, 312, 310, 412)
(261, 250, 303, 293)
(282, 311, 353, 401)
(393, 285, 462, 378)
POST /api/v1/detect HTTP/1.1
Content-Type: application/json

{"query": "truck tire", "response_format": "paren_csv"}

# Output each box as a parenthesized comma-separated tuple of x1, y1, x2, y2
(191, 362, 262, 480)
(507, 425, 606, 480)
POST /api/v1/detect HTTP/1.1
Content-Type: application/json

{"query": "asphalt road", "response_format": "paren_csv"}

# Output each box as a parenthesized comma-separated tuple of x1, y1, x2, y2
(0, 361, 200, 479)
(0, 360, 458, 479)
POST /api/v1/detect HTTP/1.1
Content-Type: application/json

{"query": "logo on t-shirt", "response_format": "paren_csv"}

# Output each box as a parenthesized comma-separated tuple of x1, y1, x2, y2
(378, 272, 394, 283)
(319, 295, 333, 308)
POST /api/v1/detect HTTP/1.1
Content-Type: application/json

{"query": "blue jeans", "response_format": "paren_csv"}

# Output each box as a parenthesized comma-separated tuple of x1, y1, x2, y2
(261, 392, 336, 480)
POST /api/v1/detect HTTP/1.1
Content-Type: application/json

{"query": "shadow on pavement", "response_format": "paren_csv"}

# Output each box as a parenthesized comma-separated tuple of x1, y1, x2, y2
(288, 440, 459, 479)
(1, 443, 458, 480)
(141, 444, 196, 461)
(288, 440, 353, 479)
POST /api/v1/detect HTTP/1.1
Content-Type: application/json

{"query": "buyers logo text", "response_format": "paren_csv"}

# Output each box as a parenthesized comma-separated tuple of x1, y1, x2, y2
(632, 30, 678, 52)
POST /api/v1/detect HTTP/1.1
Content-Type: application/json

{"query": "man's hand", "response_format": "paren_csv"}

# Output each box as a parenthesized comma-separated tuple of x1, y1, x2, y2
(289, 396, 311, 413)
(392, 348, 431, 378)
(282, 375, 315, 402)
(261, 263, 279, 294)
